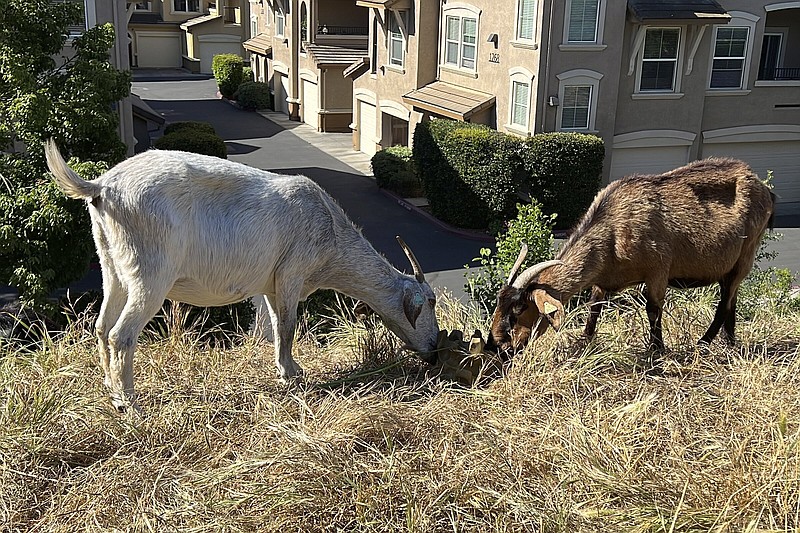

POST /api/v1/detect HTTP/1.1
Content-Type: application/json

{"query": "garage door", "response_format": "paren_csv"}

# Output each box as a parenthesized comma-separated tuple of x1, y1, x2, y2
(703, 141, 800, 216)
(200, 42, 243, 74)
(302, 79, 319, 130)
(136, 32, 182, 68)
(274, 73, 290, 115)
(610, 146, 690, 180)
(358, 100, 377, 157)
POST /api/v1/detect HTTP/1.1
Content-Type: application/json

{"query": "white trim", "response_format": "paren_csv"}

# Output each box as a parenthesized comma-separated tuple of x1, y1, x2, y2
(354, 88, 378, 106)
(684, 24, 706, 75)
(612, 130, 696, 149)
(556, 68, 603, 81)
(634, 26, 685, 94)
(702, 125, 800, 143)
(630, 92, 684, 100)
(197, 34, 242, 43)
(765, 2, 800, 11)
(514, 0, 538, 44)
(440, 3, 481, 75)
(706, 12, 759, 91)
(555, 69, 602, 132)
(558, 43, 607, 51)
(273, 60, 289, 75)
(562, 0, 606, 46)
(755, 80, 800, 87)
(299, 68, 317, 82)
(507, 67, 535, 133)
(379, 100, 411, 120)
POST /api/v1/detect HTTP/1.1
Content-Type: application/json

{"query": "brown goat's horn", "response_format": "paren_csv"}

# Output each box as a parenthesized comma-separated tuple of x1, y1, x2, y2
(512, 260, 564, 289)
(506, 244, 529, 285)
(396, 236, 425, 283)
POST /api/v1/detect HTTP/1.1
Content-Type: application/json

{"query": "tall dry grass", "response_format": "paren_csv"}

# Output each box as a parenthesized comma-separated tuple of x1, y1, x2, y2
(1, 288, 799, 532)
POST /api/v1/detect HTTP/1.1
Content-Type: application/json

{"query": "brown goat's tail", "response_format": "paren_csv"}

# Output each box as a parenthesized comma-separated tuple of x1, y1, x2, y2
(768, 191, 777, 231)
(44, 139, 103, 201)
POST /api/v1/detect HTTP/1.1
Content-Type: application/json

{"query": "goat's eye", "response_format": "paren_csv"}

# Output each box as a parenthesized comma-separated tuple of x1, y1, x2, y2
(513, 303, 528, 315)
(428, 297, 436, 307)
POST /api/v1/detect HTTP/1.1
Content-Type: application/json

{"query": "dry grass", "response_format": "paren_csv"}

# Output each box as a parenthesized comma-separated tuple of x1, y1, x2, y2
(1, 289, 800, 532)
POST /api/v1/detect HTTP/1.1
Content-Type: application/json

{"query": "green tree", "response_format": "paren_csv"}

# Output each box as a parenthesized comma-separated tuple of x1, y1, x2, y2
(0, 0, 131, 308)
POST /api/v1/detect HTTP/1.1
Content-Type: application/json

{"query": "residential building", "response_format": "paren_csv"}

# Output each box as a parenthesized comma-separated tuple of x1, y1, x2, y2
(245, 0, 369, 131)
(128, 0, 251, 74)
(247, 0, 800, 216)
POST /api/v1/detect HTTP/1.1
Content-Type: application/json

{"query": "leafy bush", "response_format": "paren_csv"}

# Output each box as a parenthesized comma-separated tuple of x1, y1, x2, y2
(465, 200, 557, 312)
(243, 66, 254, 83)
(371, 146, 423, 197)
(521, 133, 605, 230)
(233, 81, 271, 111)
(154, 130, 227, 159)
(212, 53, 245, 99)
(164, 121, 216, 136)
(413, 120, 525, 230)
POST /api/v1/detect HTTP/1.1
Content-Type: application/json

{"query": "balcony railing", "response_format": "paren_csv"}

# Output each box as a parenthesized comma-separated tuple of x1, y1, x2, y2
(316, 25, 368, 36)
(758, 67, 800, 81)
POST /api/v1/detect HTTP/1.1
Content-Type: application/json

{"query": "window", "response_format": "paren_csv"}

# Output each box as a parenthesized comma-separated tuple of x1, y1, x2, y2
(444, 14, 477, 70)
(134, 1, 151, 10)
(173, 0, 199, 12)
(639, 28, 680, 91)
(556, 69, 601, 131)
(516, 0, 536, 41)
(510, 81, 530, 127)
(710, 27, 748, 88)
(275, 0, 285, 36)
(566, 0, 599, 42)
(561, 86, 591, 129)
(388, 12, 405, 67)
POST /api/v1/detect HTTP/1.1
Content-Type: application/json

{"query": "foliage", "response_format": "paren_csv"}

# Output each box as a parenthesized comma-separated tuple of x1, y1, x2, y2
(521, 133, 605, 230)
(243, 66, 254, 83)
(465, 200, 557, 313)
(0, 0, 130, 308)
(371, 146, 423, 198)
(233, 81, 271, 111)
(413, 120, 604, 233)
(154, 129, 228, 159)
(413, 119, 525, 230)
(164, 121, 216, 136)
(212, 53, 244, 100)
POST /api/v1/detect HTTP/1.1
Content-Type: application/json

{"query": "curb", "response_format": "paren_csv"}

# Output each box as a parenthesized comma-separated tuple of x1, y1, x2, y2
(378, 189, 495, 243)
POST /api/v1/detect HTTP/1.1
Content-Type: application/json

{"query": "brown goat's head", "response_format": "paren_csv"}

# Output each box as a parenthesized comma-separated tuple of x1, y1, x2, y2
(487, 245, 564, 357)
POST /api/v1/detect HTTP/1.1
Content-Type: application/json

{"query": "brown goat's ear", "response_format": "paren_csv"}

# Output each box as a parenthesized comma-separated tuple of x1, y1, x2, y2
(533, 291, 564, 330)
(353, 301, 373, 320)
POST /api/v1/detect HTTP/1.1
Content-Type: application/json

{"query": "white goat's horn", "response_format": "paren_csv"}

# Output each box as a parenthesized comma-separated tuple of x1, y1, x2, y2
(512, 260, 564, 289)
(396, 236, 425, 283)
(506, 243, 529, 285)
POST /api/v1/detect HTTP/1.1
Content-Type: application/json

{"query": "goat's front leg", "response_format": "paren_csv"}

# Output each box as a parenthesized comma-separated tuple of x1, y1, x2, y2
(583, 286, 607, 339)
(644, 282, 667, 352)
(265, 292, 303, 380)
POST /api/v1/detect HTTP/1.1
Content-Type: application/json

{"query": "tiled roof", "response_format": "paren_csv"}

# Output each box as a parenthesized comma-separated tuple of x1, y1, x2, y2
(627, 0, 730, 24)
(243, 33, 272, 54)
(304, 43, 368, 66)
(403, 81, 495, 121)
(180, 13, 221, 30)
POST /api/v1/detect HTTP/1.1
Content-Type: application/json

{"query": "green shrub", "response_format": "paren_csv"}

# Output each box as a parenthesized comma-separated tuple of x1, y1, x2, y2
(371, 146, 423, 197)
(243, 66, 254, 83)
(233, 81, 272, 110)
(212, 53, 245, 100)
(465, 200, 557, 313)
(154, 130, 228, 159)
(164, 121, 216, 136)
(521, 133, 604, 230)
(413, 120, 525, 230)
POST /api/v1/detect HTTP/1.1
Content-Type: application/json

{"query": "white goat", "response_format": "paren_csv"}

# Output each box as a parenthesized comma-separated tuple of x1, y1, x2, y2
(45, 140, 440, 411)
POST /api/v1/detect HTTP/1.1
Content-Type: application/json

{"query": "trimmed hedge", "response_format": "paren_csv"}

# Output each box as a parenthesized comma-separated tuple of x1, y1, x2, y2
(164, 121, 216, 136)
(522, 133, 605, 229)
(212, 53, 244, 100)
(234, 81, 272, 110)
(371, 146, 423, 197)
(413, 120, 525, 230)
(154, 128, 228, 159)
(414, 118, 604, 232)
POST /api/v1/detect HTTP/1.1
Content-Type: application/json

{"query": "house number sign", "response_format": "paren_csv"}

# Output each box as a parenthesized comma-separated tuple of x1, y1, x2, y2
(488, 53, 500, 63)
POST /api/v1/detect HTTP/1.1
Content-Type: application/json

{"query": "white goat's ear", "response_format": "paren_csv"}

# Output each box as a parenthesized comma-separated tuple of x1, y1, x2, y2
(353, 300, 373, 320)
(402, 286, 424, 329)
(533, 291, 564, 331)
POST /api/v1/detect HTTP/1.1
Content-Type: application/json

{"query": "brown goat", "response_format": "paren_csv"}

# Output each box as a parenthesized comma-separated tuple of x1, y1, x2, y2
(489, 157, 775, 356)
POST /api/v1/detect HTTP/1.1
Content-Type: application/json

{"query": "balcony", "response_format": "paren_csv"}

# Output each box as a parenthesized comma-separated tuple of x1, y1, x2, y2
(316, 25, 368, 36)
(758, 67, 800, 81)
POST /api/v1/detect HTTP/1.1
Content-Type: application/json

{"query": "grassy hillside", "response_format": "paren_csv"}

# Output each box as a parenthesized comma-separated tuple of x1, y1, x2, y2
(1, 289, 799, 532)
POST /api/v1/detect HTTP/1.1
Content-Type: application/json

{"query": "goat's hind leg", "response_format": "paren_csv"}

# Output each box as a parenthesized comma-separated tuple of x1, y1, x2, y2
(699, 272, 741, 346)
(583, 286, 607, 339)
(644, 280, 668, 352)
(265, 284, 303, 380)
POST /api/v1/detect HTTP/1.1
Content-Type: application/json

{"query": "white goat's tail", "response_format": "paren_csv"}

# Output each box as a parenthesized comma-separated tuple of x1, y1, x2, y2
(44, 138, 103, 200)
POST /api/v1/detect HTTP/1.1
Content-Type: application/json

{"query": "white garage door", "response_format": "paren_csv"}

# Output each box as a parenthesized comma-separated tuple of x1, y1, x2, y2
(274, 73, 290, 115)
(610, 146, 690, 180)
(136, 32, 182, 68)
(302, 79, 319, 130)
(358, 100, 377, 157)
(703, 141, 800, 216)
(199, 43, 243, 74)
